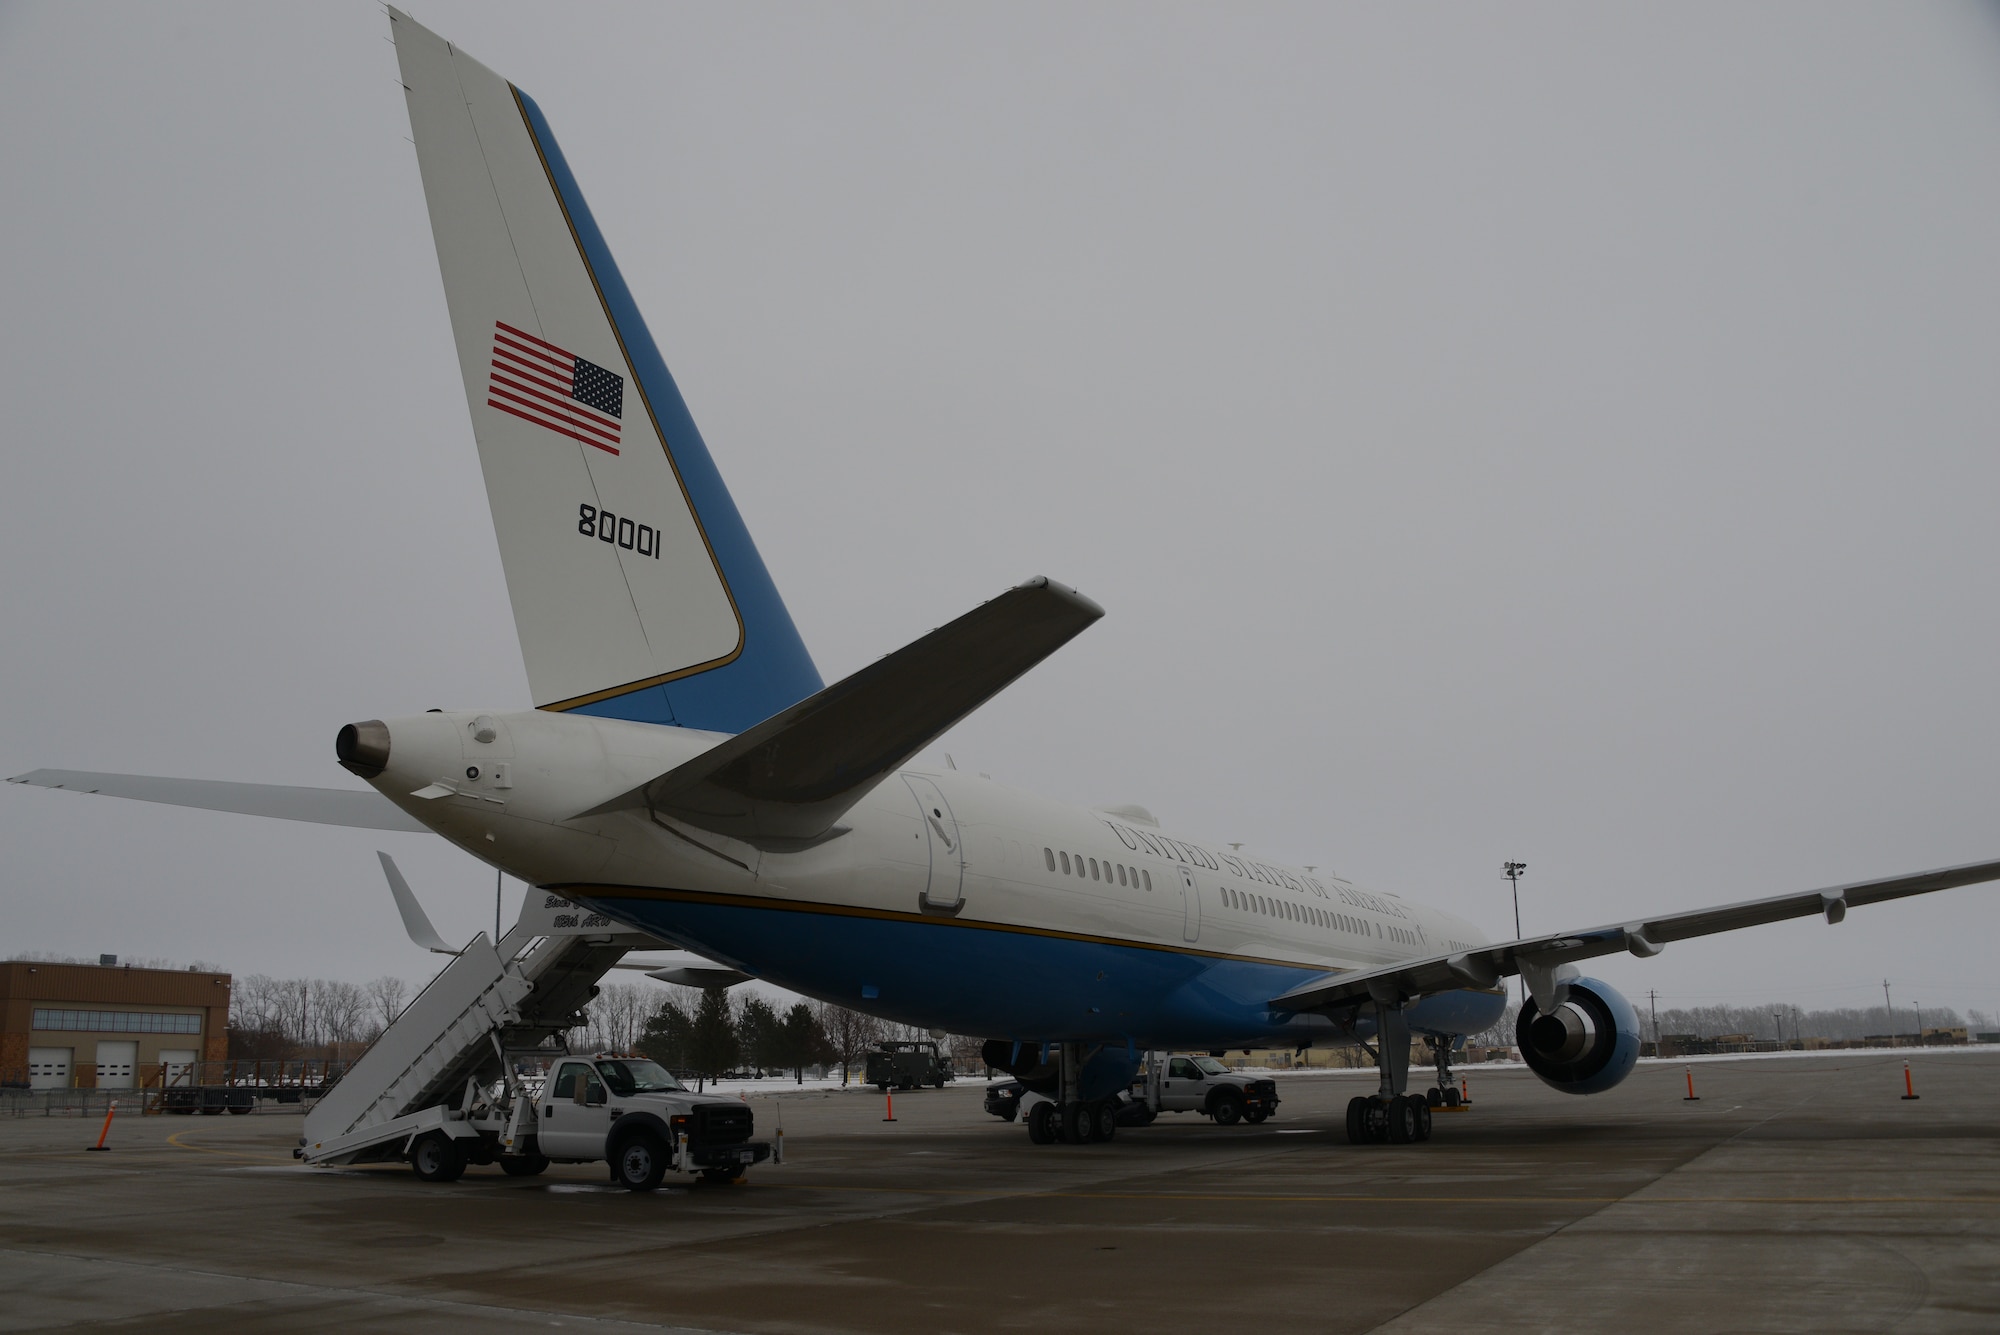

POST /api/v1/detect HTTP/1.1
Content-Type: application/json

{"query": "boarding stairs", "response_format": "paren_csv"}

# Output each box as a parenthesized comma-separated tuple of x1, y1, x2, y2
(300, 917, 656, 1164)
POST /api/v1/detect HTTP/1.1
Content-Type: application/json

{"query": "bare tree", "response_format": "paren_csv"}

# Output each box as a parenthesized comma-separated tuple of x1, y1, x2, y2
(579, 981, 660, 1053)
(313, 979, 369, 1047)
(812, 1001, 883, 1086)
(364, 975, 410, 1037)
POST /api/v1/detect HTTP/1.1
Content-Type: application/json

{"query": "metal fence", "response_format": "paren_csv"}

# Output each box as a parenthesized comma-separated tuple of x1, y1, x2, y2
(0, 1058, 354, 1116)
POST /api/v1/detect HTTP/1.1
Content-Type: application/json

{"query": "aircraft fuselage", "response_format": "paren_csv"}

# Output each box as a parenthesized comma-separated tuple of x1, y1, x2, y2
(359, 708, 1505, 1049)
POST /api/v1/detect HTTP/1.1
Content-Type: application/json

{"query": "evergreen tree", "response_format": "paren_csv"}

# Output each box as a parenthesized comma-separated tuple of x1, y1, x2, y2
(778, 1002, 829, 1083)
(636, 994, 695, 1071)
(688, 987, 739, 1088)
(735, 996, 783, 1073)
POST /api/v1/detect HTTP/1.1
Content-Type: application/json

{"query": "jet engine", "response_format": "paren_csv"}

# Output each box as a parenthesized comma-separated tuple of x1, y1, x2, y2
(1514, 976, 1641, 1095)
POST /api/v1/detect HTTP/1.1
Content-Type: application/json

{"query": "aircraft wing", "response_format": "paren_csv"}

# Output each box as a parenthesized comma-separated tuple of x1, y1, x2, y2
(575, 577, 1103, 841)
(7, 769, 430, 833)
(1270, 854, 2000, 1015)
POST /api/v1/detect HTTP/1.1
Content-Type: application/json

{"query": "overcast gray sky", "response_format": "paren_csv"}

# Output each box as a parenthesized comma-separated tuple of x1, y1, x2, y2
(4, 2, 1999, 1025)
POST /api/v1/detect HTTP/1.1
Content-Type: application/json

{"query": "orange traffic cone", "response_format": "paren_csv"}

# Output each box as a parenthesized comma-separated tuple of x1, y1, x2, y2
(882, 1089, 897, 1122)
(1901, 1059, 1920, 1100)
(1683, 1065, 1700, 1101)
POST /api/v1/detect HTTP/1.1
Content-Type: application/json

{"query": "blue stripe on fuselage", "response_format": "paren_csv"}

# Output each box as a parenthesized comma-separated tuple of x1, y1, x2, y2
(570, 890, 1506, 1047)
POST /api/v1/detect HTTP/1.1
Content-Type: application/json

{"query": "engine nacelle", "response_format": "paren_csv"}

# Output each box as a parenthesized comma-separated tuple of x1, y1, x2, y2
(1515, 976, 1641, 1095)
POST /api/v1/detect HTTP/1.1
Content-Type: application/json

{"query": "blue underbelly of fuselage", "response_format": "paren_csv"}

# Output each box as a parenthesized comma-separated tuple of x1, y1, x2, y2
(573, 889, 1506, 1049)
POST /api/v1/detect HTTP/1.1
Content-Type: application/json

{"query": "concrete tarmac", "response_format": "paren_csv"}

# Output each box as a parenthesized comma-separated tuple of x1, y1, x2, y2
(2, 1051, 1995, 1334)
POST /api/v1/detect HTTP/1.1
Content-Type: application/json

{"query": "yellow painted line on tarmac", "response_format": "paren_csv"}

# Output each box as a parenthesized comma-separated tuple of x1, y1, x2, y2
(761, 1182, 1998, 1207)
(163, 1130, 296, 1165)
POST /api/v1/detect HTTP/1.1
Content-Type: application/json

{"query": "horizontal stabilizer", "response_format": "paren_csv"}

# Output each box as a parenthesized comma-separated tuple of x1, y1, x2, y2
(7, 769, 429, 833)
(579, 577, 1103, 841)
(1270, 854, 2000, 1015)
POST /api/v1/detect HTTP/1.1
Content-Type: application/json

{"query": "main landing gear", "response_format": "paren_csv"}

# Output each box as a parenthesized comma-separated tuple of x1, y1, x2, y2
(1023, 1042, 1123, 1146)
(1344, 998, 1435, 1146)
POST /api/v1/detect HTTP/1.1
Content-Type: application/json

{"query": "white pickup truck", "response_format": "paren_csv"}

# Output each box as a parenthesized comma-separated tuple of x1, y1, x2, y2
(318, 1054, 772, 1192)
(1153, 1054, 1280, 1125)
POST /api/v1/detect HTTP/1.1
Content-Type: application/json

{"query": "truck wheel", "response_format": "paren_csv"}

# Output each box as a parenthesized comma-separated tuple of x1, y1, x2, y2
(1210, 1092, 1243, 1126)
(500, 1153, 549, 1177)
(876, 1083, 890, 1094)
(410, 1132, 466, 1183)
(610, 1131, 668, 1192)
(1026, 1100, 1057, 1144)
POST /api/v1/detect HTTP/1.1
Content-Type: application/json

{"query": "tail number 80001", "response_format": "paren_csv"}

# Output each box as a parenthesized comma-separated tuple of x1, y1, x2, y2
(578, 503, 661, 558)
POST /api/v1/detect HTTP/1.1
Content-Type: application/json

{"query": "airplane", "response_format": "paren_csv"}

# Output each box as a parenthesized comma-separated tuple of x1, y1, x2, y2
(13, 9, 1999, 1149)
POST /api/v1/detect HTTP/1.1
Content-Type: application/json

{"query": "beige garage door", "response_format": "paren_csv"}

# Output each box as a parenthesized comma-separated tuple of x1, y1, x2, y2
(159, 1049, 198, 1087)
(94, 1041, 138, 1090)
(28, 1047, 72, 1090)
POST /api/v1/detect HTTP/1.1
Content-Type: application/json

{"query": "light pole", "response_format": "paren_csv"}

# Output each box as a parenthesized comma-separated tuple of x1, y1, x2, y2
(1503, 862, 1526, 1010)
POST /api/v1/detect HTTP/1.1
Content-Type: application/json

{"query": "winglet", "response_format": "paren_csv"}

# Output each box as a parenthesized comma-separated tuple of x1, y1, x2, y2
(379, 852, 456, 955)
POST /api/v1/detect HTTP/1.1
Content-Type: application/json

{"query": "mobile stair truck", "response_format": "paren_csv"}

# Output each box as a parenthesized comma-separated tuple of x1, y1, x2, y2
(296, 872, 772, 1191)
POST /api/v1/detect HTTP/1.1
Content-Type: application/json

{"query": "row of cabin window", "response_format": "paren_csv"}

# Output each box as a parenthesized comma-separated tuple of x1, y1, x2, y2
(1044, 846, 1153, 892)
(1222, 885, 1421, 945)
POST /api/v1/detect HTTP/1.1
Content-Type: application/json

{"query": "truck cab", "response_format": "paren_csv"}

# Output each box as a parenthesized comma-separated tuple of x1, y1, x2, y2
(532, 1055, 769, 1190)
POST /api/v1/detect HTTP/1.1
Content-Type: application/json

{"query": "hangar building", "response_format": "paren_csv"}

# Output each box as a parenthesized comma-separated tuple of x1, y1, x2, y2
(1, 958, 231, 1090)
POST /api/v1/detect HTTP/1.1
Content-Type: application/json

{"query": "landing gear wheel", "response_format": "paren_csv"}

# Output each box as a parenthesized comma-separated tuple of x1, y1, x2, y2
(1243, 1108, 1269, 1125)
(610, 1131, 668, 1192)
(410, 1131, 466, 1183)
(1345, 1096, 1370, 1144)
(1386, 1095, 1420, 1144)
(1443, 1086, 1461, 1108)
(1414, 1100, 1433, 1142)
(1211, 1093, 1244, 1127)
(500, 1153, 549, 1177)
(1091, 1100, 1119, 1143)
(1062, 1100, 1095, 1144)
(1426, 1087, 1444, 1108)
(1026, 1100, 1058, 1144)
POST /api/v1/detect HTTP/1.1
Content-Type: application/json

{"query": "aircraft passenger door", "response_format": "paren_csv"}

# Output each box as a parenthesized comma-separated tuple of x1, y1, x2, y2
(1178, 866, 1202, 943)
(904, 776, 965, 914)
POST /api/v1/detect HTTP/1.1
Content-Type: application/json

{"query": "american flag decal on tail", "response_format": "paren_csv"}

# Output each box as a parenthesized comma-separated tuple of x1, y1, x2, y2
(486, 320, 623, 454)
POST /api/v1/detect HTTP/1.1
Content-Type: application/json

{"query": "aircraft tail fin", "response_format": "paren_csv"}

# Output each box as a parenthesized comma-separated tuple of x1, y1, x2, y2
(389, 10, 820, 732)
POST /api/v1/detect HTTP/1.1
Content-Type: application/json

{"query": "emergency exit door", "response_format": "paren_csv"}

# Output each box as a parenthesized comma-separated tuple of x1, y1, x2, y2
(904, 775, 965, 913)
